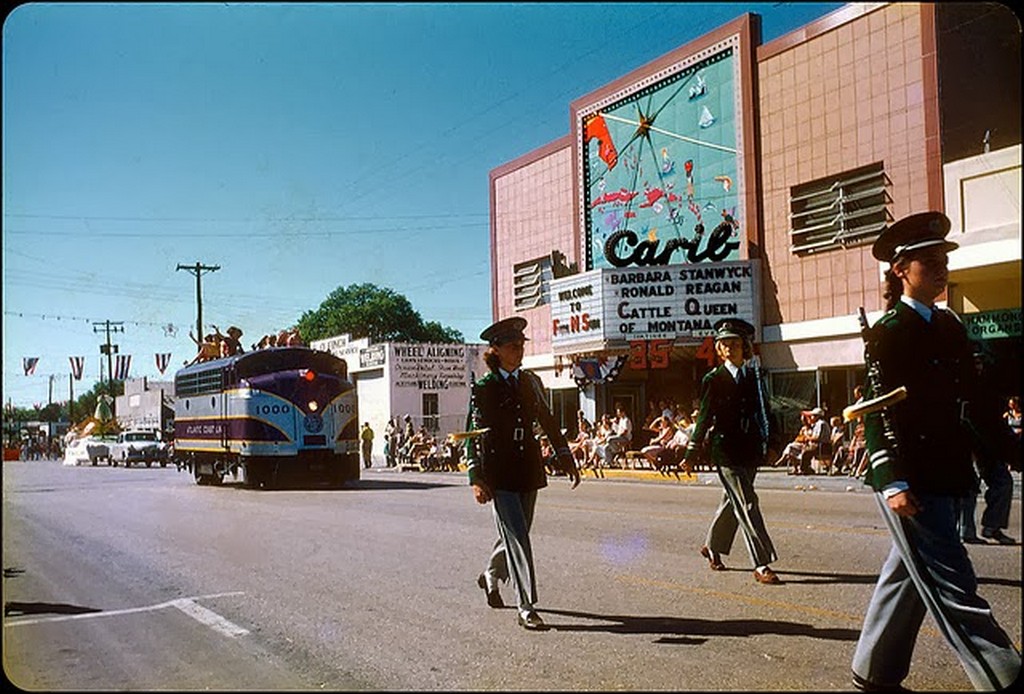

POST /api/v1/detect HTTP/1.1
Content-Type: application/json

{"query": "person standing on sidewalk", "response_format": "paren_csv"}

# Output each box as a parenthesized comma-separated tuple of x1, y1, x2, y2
(359, 422, 374, 469)
(682, 317, 780, 585)
(850, 211, 1020, 692)
(465, 316, 580, 631)
(957, 343, 1017, 545)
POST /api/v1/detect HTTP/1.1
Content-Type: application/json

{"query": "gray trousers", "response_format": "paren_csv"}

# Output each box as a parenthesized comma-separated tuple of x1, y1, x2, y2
(484, 489, 538, 611)
(706, 465, 777, 568)
(852, 492, 1021, 690)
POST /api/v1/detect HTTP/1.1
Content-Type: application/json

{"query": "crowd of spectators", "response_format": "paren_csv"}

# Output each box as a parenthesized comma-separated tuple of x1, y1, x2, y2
(186, 325, 305, 366)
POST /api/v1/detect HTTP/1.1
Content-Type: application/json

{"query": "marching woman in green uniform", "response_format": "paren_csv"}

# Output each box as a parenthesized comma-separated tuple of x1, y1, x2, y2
(850, 212, 1020, 692)
(682, 318, 780, 585)
(465, 317, 580, 631)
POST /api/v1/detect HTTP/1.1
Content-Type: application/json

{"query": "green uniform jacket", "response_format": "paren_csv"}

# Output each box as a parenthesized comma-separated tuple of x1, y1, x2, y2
(862, 302, 979, 495)
(465, 369, 572, 492)
(684, 363, 769, 469)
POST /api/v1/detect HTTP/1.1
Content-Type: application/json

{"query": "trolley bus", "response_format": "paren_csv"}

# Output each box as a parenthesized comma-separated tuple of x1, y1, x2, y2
(173, 346, 360, 487)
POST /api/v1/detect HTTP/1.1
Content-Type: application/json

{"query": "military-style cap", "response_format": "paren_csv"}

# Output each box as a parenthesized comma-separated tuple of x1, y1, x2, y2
(712, 318, 755, 342)
(480, 316, 529, 345)
(871, 211, 958, 263)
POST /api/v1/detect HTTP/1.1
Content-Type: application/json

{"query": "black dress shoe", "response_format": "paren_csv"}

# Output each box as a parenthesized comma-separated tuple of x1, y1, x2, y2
(477, 574, 504, 608)
(852, 673, 911, 692)
(962, 535, 986, 544)
(981, 528, 1017, 545)
(517, 610, 547, 631)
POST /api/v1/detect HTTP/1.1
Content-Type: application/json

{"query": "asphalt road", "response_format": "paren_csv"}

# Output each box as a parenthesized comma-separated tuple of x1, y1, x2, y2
(3, 459, 1020, 691)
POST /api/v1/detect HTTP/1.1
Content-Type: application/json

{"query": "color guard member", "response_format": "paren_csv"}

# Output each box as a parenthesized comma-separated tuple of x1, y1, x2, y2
(683, 318, 780, 584)
(466, 316, 580, 631)
(851, 211, 1021, 691)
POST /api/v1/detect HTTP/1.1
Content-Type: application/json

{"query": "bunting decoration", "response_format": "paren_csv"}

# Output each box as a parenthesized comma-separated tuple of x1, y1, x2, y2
(571, 355, 627, 388)
(69, 356, 85, 380)
(23, 357, 39, 376)
(155, 352, 172, 375)
(114, 354, 132, 380)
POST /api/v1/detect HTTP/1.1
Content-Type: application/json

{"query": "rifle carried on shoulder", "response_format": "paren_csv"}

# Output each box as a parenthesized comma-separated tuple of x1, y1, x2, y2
(842, 308, 906, 445)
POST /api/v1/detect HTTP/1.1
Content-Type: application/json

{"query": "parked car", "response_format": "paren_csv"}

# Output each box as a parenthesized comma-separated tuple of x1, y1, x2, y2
(110, 429, 169, 468)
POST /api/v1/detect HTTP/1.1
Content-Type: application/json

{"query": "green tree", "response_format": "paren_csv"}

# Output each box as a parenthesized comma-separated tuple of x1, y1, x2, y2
(296, 283, 463, 344)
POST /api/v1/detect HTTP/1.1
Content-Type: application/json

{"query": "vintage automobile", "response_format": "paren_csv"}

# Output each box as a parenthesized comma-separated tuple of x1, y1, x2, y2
(110, 429, 169, 468)
(63, 435, 118, 466)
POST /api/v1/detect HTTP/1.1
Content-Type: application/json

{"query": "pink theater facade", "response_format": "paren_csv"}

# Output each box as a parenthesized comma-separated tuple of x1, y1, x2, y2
(488, 2, 1021, 440)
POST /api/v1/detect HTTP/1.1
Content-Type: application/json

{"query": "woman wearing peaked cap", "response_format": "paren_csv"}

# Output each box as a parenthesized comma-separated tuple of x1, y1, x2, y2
(850, 211, 1020, 691)
(465, 316, 580, 631)
(683, 317, 780, 585)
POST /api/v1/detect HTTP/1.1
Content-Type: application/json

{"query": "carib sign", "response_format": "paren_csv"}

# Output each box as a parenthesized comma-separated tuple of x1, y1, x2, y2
(550, 260, 760, 354)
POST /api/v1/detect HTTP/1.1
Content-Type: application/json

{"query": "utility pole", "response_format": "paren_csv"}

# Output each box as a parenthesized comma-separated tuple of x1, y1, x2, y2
(176, 262, 221, 341)
(93, 320, 124, 413)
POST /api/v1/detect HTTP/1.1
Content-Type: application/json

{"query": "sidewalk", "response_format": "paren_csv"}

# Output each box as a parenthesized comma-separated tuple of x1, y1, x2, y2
(382, 463, 1022, 498)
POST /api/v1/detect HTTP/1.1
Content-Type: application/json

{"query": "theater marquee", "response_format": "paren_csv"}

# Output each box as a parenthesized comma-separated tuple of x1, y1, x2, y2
(573, 33, 751, 272)
(550, 260, 760, 355)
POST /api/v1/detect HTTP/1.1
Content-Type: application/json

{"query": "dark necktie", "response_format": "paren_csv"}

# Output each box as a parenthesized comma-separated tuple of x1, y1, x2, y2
(508, 373, 518, 392)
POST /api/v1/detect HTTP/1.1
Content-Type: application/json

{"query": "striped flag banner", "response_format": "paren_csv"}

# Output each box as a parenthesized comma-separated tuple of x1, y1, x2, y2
(114, 354, 132, 380)
(155, 352, 172, 375)
(23, 357, 40, 376)
(69, 356, 85, 380)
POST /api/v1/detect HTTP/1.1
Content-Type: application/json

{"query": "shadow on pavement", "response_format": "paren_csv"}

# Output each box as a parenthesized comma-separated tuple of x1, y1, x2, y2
(539, 607, 861, 643)
(5, 601, 102, 617)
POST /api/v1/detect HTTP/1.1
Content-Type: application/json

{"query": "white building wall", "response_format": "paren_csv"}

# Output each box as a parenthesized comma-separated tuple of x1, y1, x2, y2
(310, 334, 488, 465)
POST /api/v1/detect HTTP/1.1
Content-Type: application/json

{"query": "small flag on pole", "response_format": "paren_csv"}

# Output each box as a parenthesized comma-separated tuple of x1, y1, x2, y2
(114, 354, 132, 380)
(69, 356, 85, 380)
(155, 352, 172, 375)
(23, 357, 40, 376)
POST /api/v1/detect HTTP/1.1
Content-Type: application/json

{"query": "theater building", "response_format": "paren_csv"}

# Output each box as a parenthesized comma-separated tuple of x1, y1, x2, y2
(489, 2, 1020, 441)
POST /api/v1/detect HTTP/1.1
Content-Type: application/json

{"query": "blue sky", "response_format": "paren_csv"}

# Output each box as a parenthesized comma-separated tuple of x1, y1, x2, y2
(2, 2, 843, 409)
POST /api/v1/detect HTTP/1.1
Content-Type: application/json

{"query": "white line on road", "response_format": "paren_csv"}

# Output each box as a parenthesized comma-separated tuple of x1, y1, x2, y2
(3, 591, 249, 638)
(170, 598, 249, 637)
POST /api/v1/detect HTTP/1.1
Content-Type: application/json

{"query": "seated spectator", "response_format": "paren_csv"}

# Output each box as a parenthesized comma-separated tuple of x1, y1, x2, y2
(605, 403, 633, 468)
(640, 416, 676, 466)
(777, 412, 813, 473)
(188, 330, 222, 365)
(803, 408, 830, 474)
(213, 325, 244, 356)
(440, 435, 462, 472)
(575, 409, 591, 437)
(655, 423, 693, 472)
(569, 419, 593, 466)
(661, 400, 676, 420)
(586, 414, 614, 476)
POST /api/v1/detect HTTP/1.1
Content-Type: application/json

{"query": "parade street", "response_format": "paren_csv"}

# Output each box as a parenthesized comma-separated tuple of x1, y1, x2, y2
(3, 460, 1020, 691)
